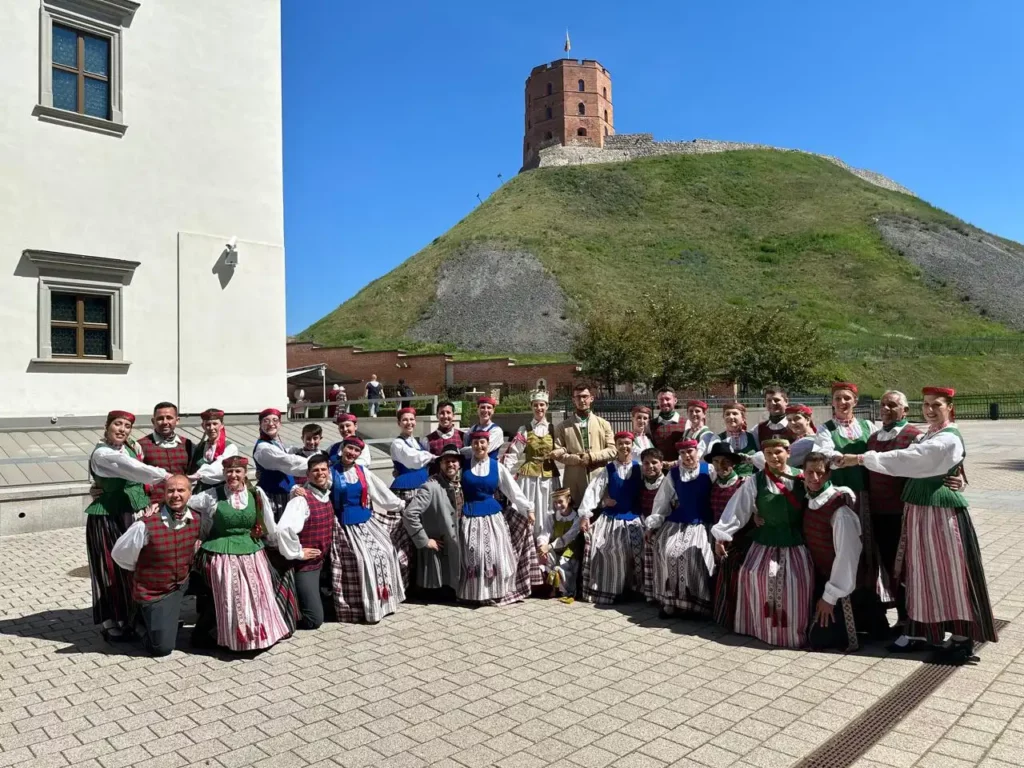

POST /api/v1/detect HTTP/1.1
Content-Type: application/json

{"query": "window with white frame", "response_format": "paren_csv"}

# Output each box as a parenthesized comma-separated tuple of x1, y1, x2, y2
(35, 0, 140, 137)
(24, 249, 140, 372)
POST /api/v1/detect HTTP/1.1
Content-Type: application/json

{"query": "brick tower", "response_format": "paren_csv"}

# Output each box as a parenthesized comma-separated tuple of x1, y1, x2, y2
(522, 59, 614, 169)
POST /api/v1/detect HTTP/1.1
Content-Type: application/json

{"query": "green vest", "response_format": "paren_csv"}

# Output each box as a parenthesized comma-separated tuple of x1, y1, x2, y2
(201, 486, 263, 555)
(551, 517, 578, 559)
(824, 418, 873, 491)
(901, 426, 968, 509)
(518, 428, 555, 479)
(85, 442, 151, 517)
(750, 470, 805, 547)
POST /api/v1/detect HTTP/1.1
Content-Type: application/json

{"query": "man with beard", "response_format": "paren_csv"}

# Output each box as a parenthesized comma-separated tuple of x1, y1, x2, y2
(403, 444, 463, 600)
(426, 401, 465, 457)
(648, 388, 689, 465)
(136, 402, 195, 506)
(552, 384, 616, 507)
(755, 385, 799, 447)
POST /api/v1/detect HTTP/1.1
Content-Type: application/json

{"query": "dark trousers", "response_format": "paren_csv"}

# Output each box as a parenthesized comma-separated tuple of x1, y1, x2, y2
(136, 581, 187, 656)
(872, 513, 906, 621)
(294, 567, 325, 630)
(808, 585, 889, 651)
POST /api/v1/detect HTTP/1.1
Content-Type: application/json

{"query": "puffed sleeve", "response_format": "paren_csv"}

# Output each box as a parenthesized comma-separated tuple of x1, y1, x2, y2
(92, 445, 169, 484)
(711, 477, 756, 542)
(252, 441, 309, 476)
(390, 438, 436, 470)
(254, 486, 278, 536)
(823, 503, 862, 605)
(365, 470, 405, 513)
(496, 463, 533, 515)
(577, 469, 610, 520)
(111, 520, 149, 571)
(502, 426, 528, 470)
(187, 489, 219, 539)
(193, 443, 239, 485)
(272, 495, 310, 560)
(812, 424, 838, 459)
(861, 431, 964, 478)
(647, 477, 676, 531)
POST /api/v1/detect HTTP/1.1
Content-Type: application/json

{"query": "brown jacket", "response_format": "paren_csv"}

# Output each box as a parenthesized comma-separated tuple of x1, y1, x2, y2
(553, 412, 616, 507)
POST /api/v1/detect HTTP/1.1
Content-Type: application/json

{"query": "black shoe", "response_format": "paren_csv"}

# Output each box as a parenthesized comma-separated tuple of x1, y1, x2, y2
(190, 630, 217, 649)
(888, 637, 928, 653)
(943, 638, 976, 663)
(101, 628, 134, 644)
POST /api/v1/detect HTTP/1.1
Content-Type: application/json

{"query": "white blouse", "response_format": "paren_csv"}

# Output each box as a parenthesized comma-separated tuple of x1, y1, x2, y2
(253, 439, 310, 477)
(390, 436, 435, 470)
(813, 418, 879, 460)
(461, 422, 505, 458)
(578, 459, 636, 520)
(861, 428, 964, 479)
(91, 443, 169, 484)
(187, 485, 277, 540)
(502, 419, 551, 469)
(647, 464, 718, 530)
(466, 458, 534, 516)
(335, 463, 405, 514)
(273, 482, 332, 560)
(110, 507, 196, 571)
(629, 433, 655, 463)
(807, 485, 862, 605)
(194, 442, 240, 485)
(750, 436, 817, 470)
(711, 467, 798, 542)
(549, 508, 581, 551)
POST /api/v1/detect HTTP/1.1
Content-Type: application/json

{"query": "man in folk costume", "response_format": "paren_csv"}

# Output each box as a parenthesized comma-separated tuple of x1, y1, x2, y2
(683, 400, 716, 460)
(328, 412, 370, 468)
(712, 439, 814, 648)
(136, 402, 195, 507)
(191, 408, 239, 492)
(426, 401, 465, 457)
(462, 396, 504, 460)
(577, 431, 645, 604)
(648, 387, 689, 464)
(706, 442, 750, 631)
(390, 407, 435, 502)
(646, 439, 715, 618)
(747, 403, 819, 473)
(187, 456, 293, 651)
(755, 385, 800, 447)
(403, 444, 463, 601)
(551, 384, 616, 507)
(459, 431, 535, 605)
(253, 408, 310, 520)
(325, 436, 410, 623)
(271, 454, 334, 629)
(86, 410, 170, 642)
(629, 406, 654, 462)
(801, 452, 887, 651)
(841, 387, 998, 659)
(112, 475, 200, 655)
(719, 402, 757, 476)
(538, 488, 582, 601)
(503, 390, 560, 552)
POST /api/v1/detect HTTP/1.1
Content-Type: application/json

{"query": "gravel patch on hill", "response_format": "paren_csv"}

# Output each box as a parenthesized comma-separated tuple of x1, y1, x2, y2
(875, 215, 1024, 330)
(408, 247, 573, 353)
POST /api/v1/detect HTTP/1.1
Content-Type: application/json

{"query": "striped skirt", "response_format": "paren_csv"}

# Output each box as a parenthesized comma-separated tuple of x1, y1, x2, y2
(651, 522, 715, 614)
(581, 516, 645, 605)
(735, 543, 815, 648)
(86, 513, 134, 627)
(329, 516, 407, 624)
(712, 530, 754, 631)
(895, 504, 998, 643)
(200, 550, 291, 652)
(458, 513, 518, 605)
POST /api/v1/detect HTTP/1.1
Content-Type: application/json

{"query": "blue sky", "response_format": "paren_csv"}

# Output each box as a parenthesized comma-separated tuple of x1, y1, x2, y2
(282, 0, 1023, 334)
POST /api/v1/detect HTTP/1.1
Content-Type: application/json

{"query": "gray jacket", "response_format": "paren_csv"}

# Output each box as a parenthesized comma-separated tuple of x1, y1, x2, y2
(403, 477, 461, 590)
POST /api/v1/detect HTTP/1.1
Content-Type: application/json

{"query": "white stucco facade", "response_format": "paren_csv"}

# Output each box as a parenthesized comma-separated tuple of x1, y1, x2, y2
(0, 0, 285, 420)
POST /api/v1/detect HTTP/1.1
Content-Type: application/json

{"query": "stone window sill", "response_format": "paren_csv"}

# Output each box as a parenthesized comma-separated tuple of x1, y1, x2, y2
(32, 105, 128, 138)
(29, 358, 132, 374)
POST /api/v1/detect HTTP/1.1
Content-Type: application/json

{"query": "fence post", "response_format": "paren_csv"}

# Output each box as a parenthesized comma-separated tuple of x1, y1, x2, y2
(990, 403, 999, 421)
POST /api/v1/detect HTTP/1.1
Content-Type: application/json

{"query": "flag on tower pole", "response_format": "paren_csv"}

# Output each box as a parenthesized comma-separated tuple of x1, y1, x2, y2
(564, 29, 571, 53)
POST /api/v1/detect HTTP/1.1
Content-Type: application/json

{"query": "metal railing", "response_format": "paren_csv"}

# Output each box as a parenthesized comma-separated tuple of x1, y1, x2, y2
(284, 395, 441, 421)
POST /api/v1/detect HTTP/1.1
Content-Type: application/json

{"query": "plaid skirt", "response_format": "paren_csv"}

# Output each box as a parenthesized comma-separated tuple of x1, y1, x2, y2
(581, 515, 645, 605)
(329, 514, 407, 624)
(86, 513, 134, 626)
(497, 508, 542, 605)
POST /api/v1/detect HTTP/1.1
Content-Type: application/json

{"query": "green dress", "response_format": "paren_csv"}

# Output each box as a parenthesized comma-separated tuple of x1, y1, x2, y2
(822, 419, 874, 492)
(901, 426, 968, 509)
(85, 442, 151, 517)
(201, 486, 263, 556)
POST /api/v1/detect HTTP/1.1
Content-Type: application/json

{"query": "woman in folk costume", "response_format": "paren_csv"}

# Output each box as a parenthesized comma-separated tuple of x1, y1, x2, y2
(683, 400, 716, 459)
(327, 436, 410, 623)
(538, 488, 582, 600)
(712, 438, 814, 647)
(840, 387, 998, 658)
(462, 396, 504, 459)
(188, 456, 293, 651)
(629, 406, 654, 462)
(86, 410, 170, 641)
(718, 402, 757, 476)
(459, 430, 535, 605)
(253, 408, 309, 520)
(191, 408, 238, 492)
(503, 390, 560, 552)
(328, 412, 370, 468)
(646, 439, 715, 618)
(706, 442, 751, 631)
(390, 407, 435, 502)
(578, 432, 646, 604)
(638, 447, 666, 600)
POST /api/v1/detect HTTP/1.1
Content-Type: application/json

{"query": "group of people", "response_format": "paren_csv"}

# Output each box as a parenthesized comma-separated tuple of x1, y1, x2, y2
(85, 381, 997, 662)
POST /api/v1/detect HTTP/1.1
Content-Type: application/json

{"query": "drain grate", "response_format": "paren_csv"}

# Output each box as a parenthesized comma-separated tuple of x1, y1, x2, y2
(793, 619, 1009, 768)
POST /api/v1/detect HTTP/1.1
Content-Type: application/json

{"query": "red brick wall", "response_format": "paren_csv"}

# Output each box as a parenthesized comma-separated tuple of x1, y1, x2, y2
(451, 360, 579, 391)
(287, 343, 447, 396)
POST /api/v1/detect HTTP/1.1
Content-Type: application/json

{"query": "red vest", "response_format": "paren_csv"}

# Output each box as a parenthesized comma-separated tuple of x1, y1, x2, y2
(137, 435, 192, 505)
(651, 418, 686, 459)
(298, 492, 334, 571)
(802, 490, 853, 579)
(711, 477, 745, 524)
(427, 429, 464, 456)
(756, 420, 799, 447)
(133, 513, 200, 602)
(640, 481, 661, 519)
(866, 424, 922, 514)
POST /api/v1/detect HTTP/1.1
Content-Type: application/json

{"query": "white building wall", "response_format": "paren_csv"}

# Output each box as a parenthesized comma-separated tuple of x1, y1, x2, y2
(0, 0, 285, 419)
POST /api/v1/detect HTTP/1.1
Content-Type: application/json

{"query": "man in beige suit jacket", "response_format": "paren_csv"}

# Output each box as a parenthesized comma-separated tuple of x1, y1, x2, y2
(552, 384, 617, 511)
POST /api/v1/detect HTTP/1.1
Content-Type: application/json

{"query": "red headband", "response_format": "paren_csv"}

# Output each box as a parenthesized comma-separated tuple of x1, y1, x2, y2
(614, 431, 635, 441)
(222, 456, 249, 469)
(831, 382, 858, 395)
(106, 409, 135, 424)
(336, 412, 358, 425)
(686, 400, 708, 411)
(342, 436, 365, 449)
(922, 386, 956, 398)
(396, 407, 416, 420)
(258, 408, 281, 421)
(469, 430, 492, 441)
(786, 404, 814, 416)
(200, 408, 224, 421)
(675, 439, 699, 450)
(477, 397, 497, 407)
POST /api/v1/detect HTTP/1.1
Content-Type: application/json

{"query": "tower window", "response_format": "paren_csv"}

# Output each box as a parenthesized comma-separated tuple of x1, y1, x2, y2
(603, 87, 607, 98)
(546, 106, 552, 120)
(604, 109, 608, 122)
(578, 79, 585, 92)
(604, 126, 608, 136)
(578, 103, 585, 115)
(577, 128, 587, 137)
(546, 82, 552, 95)
(544, 131, 553, 140)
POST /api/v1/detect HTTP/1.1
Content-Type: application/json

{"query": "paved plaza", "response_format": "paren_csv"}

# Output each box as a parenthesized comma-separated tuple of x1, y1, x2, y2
(1, 422, 1023, 768)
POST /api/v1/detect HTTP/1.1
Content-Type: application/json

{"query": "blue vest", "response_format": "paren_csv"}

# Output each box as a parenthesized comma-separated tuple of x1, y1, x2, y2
(667, 463, 712, 525)
(461, 458, 502, 518)
(391, 437, 430, 491)
(467, 423, 501, 460)
(605, 461, 642, 520)
(253, 438, 295, 496)
(327, 441, 343, 467)
(330, 466, 372, 525)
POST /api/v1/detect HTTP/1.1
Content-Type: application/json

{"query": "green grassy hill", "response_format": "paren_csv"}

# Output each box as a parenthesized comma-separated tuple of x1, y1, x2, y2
(302, 150, 1024, 393)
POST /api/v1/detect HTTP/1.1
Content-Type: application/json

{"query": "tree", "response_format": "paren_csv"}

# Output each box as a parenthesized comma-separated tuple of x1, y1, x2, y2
(640, 295, 729, 390)
(571, 311, 659, 393)
(724, 310, 836, 392)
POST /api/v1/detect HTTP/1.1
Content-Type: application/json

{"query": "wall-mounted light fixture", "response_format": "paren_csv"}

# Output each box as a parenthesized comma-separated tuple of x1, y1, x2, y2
(224, 236, 239, 266)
